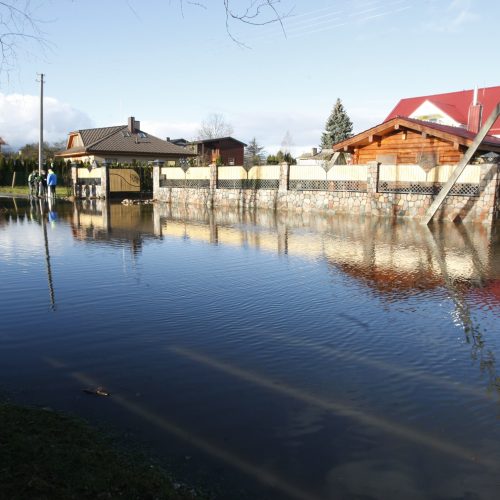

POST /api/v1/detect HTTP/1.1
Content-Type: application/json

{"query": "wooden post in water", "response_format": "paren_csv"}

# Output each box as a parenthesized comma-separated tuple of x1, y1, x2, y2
(422, 102, 500, 225)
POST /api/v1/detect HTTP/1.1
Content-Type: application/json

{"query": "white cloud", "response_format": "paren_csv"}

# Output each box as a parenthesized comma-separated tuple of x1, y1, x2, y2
(0, 93, 93, 149)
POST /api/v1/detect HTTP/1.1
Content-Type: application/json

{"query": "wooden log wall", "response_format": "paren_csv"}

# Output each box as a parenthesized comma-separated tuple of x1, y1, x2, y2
(355, 130, 463, 165)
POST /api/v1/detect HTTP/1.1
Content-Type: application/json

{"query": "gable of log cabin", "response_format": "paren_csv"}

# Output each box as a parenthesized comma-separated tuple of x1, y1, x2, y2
(332, 117, 500, 165)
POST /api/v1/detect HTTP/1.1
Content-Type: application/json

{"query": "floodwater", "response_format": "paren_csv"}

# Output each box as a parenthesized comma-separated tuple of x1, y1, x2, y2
(1, 197, 500, 500)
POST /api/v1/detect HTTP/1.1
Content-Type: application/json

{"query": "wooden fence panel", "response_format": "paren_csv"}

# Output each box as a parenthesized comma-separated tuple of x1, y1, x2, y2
(109, 169, 140, 192)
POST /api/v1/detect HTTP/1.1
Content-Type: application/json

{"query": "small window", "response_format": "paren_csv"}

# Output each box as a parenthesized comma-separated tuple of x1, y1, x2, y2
(228, 158, 235, 166)
(122, 131, 131, 137)
(138, 132, 148, 138)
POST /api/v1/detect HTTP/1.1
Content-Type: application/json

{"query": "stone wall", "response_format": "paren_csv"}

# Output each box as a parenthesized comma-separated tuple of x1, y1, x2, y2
(152, 162, 500, 224)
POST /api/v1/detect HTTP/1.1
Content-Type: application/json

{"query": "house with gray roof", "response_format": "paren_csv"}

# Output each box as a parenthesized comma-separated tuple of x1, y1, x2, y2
(56, 117, 196, 165)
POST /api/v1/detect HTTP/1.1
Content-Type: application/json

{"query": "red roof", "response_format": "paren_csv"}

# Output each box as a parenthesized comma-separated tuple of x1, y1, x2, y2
(400, 117, 500, 146)
(385, 86, 500, 135)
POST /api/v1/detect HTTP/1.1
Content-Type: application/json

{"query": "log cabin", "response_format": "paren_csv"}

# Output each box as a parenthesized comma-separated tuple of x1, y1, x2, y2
(332, 116, 500, 166)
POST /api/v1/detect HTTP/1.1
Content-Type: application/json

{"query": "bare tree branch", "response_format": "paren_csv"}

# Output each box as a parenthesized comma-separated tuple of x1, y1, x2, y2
(179, 0, 292, 47)
(197, 113, 234, 140)
(0, 1, 49, 77)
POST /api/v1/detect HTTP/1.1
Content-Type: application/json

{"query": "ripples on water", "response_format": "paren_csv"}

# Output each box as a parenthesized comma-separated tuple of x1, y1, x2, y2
(1, 197, 500, 499)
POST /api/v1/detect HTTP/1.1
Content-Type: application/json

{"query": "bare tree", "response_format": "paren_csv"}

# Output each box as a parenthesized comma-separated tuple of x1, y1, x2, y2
(280, 130, 294, 154)
(197, 113, 234, 139)
(0, 1, 48, 76)
(179, 0, 292, 45)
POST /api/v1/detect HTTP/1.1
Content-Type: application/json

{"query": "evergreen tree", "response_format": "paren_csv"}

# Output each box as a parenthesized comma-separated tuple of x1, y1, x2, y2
(266, 150, 296, 165)
(244, 137, 265, 167)
(320, 98, 353, 149)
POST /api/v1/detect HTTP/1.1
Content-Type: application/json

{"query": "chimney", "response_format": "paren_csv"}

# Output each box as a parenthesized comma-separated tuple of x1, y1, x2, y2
(467, 86, 483, 134)
(128, 116, 140, 133)
(312, 147, 318, 156)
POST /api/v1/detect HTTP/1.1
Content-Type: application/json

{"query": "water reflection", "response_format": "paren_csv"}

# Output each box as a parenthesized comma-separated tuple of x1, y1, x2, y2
(2, 196, 58, 310)
(61, 200, 500, 400)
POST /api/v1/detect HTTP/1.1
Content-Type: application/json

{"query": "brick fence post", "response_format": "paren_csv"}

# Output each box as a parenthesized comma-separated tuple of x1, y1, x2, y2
(279, 162, 289, 192)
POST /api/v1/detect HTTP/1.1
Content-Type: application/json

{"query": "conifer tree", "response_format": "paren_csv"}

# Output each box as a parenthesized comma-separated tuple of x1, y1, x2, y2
(245, 137, 265, 167)
(320, 99, 353, 149)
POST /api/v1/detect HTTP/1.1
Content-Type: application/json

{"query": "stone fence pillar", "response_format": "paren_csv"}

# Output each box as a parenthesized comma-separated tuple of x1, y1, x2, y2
(152, 159, 164, 200)
(279, 162, 289, 192)
(479, 163, 500, 224)
(71, 162, 79, 197)
(210, 162, 218, 191)
(367, 161, 379, 196)
(100, 161, 110, 199)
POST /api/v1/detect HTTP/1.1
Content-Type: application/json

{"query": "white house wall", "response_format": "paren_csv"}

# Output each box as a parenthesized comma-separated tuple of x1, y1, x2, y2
(409, 100, 463, 127)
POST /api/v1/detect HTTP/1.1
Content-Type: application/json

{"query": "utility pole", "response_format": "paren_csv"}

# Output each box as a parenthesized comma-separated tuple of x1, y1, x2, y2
(37, 73, 45, 174)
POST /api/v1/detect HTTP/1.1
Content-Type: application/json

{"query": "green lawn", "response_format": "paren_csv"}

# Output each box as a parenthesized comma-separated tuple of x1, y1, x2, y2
(0, 402, 199, 499)
(0, 186, 72, 197)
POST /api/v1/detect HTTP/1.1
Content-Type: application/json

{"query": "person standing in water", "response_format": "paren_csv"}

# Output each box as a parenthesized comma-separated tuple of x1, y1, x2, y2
(47, 167, 57, 199)
(28, 170, 38, 196)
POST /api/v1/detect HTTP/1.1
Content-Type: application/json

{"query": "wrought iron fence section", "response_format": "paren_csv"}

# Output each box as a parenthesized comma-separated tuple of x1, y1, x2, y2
(289, 180, 367, 192)
(217, 179, 279, 189)
(378, 181, 480, 197)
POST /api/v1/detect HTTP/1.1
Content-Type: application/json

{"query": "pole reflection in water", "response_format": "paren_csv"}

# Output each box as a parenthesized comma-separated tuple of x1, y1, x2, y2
(39, 197, 56, 311)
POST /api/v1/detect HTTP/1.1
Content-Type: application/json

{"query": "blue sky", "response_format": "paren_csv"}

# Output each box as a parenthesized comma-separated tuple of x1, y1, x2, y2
(1, 0, 499, 154)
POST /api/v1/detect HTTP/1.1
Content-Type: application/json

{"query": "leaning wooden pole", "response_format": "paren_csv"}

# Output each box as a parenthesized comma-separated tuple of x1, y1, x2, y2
(422, 102, 500, 225)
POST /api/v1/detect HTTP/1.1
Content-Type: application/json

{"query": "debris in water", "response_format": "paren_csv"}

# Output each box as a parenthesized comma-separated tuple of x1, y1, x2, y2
(82, 386, 110, 397)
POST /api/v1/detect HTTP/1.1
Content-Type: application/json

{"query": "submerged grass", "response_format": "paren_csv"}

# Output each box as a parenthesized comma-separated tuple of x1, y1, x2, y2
(0, 186, 31, 196)
(0, 402, 198, 499)
(0, 186, 71, 197)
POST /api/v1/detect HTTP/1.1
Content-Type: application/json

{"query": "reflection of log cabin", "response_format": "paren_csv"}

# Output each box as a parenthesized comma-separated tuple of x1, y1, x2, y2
(155, 206, 495, 297)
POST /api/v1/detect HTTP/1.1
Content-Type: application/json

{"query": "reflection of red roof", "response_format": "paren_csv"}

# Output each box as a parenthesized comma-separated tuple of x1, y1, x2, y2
(385, 86, 500, 135)
(469, 279, 500, 309)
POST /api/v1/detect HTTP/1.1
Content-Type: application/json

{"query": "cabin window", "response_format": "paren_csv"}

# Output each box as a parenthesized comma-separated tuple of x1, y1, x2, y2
(228, 158, 235, 166)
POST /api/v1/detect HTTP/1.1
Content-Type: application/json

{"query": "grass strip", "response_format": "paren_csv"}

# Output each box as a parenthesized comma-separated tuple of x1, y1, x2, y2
(0, 402, 198, 499)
